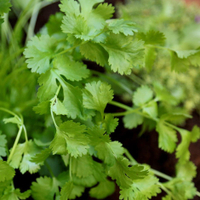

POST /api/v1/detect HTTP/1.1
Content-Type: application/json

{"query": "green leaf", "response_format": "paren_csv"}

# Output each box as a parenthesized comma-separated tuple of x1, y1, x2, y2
(52, 97, 68, 115)
(9, 140, 41, 174)
(101, 33, 144, 75)
(169, 49, 200, 72)
(0, 0, 11, 16)
(153, 82, 178, 105)
(123, 113, 143, 129)
(176, 129, 197, 163)
(14, 189, 31, 199)
(50, 121, 89, 157)
(24, 35, 58, 74)
(163, 178, 196, 200)
(89, 179, 115, 199)
(103, 114, 119, 134)
(120, 169, 161, 200)
(190, 125, 200, 142)
(144, 47, 156, 71)
(59, 0, 80, 15)
(33, 101, 50, 115)
(83, 81, 114, 116)
(170, 50, 189, 72)
(107, 19, 137, 36)
(0, 161, 15, 182)
(53, 55, 90, 81)
(9, 143, 26, 169)
(60, 0, 107, 41)
(156, 120, 177, 153)
(3, 116, 23, 126)
(133, 85, 153, 106)
(176, 161, 196, 181)
(31, 177, 59, 200)
(137, 30, 166, 45)
(142, 101, 158, 119)
(78, 0, 103, 16)
(108, 157, 148, 188)
(80, 42, 108, 66)
(61, 83, 83, 119)
(96, 141, 124, 165)
(93, 3, 115, 20)
(0, 133, 7, 159)
(71, 155, 94, 178)
(31, 148, 51, 164)
(60, 181, 84, 200)
(72, 174, 97, 187)
(50, 133, 67, 155)
(46, 12, 64, 36)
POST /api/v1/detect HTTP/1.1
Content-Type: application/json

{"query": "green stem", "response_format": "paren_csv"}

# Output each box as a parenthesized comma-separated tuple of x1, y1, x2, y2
(146, 44, 170, 51)
(150, 169, 172, 181)
(52, 44, 82, 58)
(50, 85, 62, 129)
(7, 126, 23, 163)
(69, 155, 72, 181)
(0, 107, 23, 124)
(196, 191, 200, 197)
(108, 100, 158, 122)
(124, 149, 138, 165)
(158, 182, 177, 200)
(109, 101, 132, 111)
(164, 121, 183, 132)
(0, 107, 18, 117)
(23, 125, 28, 143)
(45, 161, 55, 178)
(128, 73, 146, 86)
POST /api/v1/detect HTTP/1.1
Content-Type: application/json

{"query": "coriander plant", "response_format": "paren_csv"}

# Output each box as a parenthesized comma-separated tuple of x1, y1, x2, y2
(0, 0, 200, 199)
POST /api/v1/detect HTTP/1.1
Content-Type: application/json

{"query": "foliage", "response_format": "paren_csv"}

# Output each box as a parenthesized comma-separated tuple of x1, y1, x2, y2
(117, 0, 200, 113)
(0, 0, 200, 199)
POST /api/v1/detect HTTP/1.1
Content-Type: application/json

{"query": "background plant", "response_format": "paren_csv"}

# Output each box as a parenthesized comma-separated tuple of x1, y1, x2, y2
(0, 0, 200, 199)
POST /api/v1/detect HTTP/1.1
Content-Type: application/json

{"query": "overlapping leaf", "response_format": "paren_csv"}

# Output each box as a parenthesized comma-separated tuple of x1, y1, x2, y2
(8, 140, 41, 174)
(24, 35, 58, 74)
(83, 81, 113, 116)
(0, 161, 15, 182)
(108, 157, 148, 188)
(156, 120, 177, 153)
(101, 33, 144, 75)
(31, 176, 59, 200)
(50, 121, 89, 158)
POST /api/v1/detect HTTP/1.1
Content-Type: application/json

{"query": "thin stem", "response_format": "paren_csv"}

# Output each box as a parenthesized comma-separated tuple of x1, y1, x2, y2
(50, 107, 58, 129)
(50, 85, 62, 129)
(151, 169, 172, 181)
(124, 148, 173, 181)
(7, 126, 23, 163)
(0, 107, 22, 124)
(52, 44, 82, 58)
(164, 121, 183, 132)
(128, 73, 146, 86)
(124, 148, 138, 165)
(45, 161, 55, 178)
(158, 182, 177, 200)
(108, 100, 158, 122)
(69, 155, 72, 181)
(0, 107, 18, 117)
(23, 125, 28, 143)
(146, 44, 170, 51)
(110, 109, 141, 117)
(109, 101, 132, 111)
(196, 191, 200, 197)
